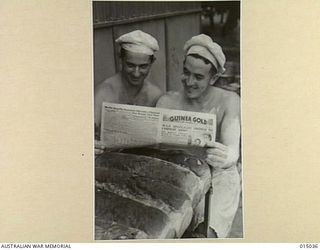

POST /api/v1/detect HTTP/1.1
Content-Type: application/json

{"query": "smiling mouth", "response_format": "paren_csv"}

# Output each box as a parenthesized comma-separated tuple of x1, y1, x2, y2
(186, 87, 198, 92)
(130, 78, 141, 83)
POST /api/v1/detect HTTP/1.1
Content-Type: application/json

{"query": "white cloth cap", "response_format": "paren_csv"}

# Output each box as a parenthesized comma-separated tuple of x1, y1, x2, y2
(184, 34, 226, 74)
(116, 30, 159, 55)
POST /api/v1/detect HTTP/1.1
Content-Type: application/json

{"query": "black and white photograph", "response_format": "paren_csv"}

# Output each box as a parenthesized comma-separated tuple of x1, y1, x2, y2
(93, 1, 242, 240)
(3, 0, 320, 246)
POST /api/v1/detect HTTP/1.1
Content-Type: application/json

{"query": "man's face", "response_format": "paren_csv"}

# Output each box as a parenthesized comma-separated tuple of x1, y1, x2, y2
(122, 50, 153, 87)
(181, 55, 213, 99)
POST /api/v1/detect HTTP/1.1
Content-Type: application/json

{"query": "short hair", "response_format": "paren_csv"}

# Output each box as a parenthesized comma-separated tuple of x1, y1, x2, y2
(184, 53, 218, 76)
(120, 48, 155, 63)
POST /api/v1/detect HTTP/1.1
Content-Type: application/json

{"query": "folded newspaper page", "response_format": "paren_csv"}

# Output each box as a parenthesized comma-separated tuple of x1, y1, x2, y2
(100, 102, 216, 149)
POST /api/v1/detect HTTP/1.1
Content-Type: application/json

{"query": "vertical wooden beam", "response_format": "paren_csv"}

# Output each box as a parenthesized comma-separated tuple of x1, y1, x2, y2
(165, 14, 201, 91)
(165, 18, 169, 93)
(93, 27, 116, 86)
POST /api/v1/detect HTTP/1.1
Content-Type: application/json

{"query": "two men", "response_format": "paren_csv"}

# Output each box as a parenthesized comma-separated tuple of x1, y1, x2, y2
(157, 34, 241, 238)
(94, 30, 163, 153)
(95, 30, 241, 238)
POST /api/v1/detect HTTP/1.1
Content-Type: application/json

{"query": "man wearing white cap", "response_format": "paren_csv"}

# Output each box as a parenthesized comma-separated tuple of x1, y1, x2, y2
(156, 34, 241, 238)
(95, 30, 163, 153)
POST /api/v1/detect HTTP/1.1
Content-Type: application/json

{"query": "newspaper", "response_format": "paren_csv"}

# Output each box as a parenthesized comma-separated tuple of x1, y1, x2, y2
(100, 102, 216, 149)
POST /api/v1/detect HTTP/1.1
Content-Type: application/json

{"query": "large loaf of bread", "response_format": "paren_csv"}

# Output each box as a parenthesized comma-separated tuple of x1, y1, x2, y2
(121, 147, 211, 195)
(121, 147, 212, 232)
(95, 151, 211, 240)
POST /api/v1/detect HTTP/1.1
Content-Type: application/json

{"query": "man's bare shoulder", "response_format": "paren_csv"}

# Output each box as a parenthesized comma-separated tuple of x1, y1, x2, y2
(156, 91, 184, 108)
(94, 74, 124, 104)
(212, 87, 240, 115)
(213, 87, 239, 104)
(95, 73, 122, 94)
(143, 80, 163, 97)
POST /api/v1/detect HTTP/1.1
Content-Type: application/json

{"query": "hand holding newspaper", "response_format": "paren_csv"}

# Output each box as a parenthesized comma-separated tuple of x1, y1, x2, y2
(100, 102, 216, 149)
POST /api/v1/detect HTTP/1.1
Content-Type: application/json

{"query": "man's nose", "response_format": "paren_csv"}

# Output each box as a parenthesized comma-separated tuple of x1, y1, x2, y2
(185, 75, 195, 86)
(132, 66, 141, 77)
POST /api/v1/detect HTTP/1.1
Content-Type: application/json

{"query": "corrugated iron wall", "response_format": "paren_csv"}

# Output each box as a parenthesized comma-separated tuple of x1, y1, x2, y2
(93, 1, 201, 92)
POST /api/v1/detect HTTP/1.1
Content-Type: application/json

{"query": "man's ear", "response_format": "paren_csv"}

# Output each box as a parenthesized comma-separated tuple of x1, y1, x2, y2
(119, 54, 124, 71)
(210, 73, 221, 86)
(151, 56, 156, 64)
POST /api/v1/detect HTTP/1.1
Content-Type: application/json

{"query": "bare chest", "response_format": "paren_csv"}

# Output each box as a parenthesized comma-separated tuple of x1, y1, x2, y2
(115, 87, 154, 107)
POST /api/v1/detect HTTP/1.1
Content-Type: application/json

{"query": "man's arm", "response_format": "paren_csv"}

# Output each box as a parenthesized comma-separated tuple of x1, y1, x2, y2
(94, 86, 106, 154)
(206, 93, 240, 169)
(94, 85, 105, 129)
(156, 94, 170, 108)
(94, 82, 116, 154)
(156, 91, 180, 109)
(146, 83, 163, 107)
